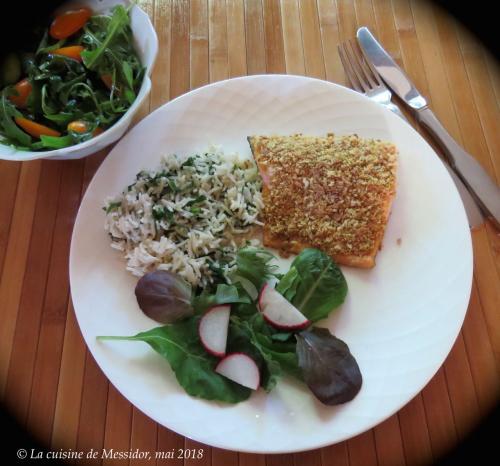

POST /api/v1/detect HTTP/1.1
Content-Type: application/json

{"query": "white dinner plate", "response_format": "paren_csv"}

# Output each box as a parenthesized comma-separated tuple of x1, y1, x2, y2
(69, 75, 472, 453)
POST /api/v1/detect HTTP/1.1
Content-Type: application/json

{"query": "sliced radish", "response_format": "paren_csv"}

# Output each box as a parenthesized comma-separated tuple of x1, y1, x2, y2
(215, 353, 260, 390)
(258, 283, 310, 330)
(198, 305, 231, 357)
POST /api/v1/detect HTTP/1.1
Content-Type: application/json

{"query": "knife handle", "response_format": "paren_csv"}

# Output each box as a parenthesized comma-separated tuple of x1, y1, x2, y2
(416, 107, 500, 227)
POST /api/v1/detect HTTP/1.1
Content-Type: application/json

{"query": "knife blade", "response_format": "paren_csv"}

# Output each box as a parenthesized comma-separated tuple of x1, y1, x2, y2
(357, 26, 500, 228)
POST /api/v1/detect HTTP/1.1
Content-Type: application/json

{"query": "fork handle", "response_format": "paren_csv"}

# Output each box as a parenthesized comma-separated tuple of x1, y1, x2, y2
(416, 106, 500, 228)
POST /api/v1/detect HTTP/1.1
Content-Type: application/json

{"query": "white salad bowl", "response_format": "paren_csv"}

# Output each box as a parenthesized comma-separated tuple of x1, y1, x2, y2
(0, 0, 157, 161)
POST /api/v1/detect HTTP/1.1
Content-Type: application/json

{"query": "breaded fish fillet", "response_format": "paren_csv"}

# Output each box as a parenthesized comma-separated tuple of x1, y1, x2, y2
(248, 133, 398, 268)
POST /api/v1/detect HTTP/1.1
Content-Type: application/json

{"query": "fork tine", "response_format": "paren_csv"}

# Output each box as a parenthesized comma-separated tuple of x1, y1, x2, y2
(348, 40, 379, 87)
(350, 40, 385, 87)
(337, 43, 364, 93)
(356, 44, 384, 86)
(340, 41, 370, 93)
(344, 40, 375, 91)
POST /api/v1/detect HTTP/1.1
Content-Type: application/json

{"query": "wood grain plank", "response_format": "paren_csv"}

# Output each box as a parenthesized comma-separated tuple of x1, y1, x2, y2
(484, 50, 500, 108)
(293, 449, 322, 466)
(443, 333, 480, 440)
(151, 0, 172, 109)
(51, 302, 87, 452)
(371, 0, 402, 63)
(76, 351, 109, 463)
(0, 161, 42, 397)
(263, 0, 286, 73)
(353, 0, 377, 31)
(191, 0, 209, 89)
(101, 386, 132, 466)
(484, 221, 500, 286)
(280, 0, 305, 75)
(298, 0, 325, 78)
(347, 430, 378, 466)
(130, 408, 157, 465)
(336, 0, 357, 40)
(26, 159, 85, 447)
(212, 447, 238, 466)
(455, 22, 500, 182)
(471, 227, 500, 369)
(2, 161, 63, 422)
(227, 0, 247, 77)
(209, 0, 229, 82)
(420, 368, 458, 460)
(409, 0, 471, 149)
(245, 0, 266, 74)
(462, 280, 500, 415)
(184, 439, 211, 466)
(171, 0, 190, 99)
(266, 453, 294, 466)
(398, 395, 433, 466)
(431, 5, 496, 183)
(373, 415, 406, 466)
(156, 426, 183, 466)
(0, 161, 20, 273)
(320, 442, 349, 466)
(239, 453, 266, 466)
(316, 0, 343, 84)
(51, 151, 107, 452)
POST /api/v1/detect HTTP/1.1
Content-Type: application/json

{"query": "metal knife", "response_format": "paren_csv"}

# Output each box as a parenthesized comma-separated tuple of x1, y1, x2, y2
(376, 95, 484, 229)
(357, 26, 500, 229)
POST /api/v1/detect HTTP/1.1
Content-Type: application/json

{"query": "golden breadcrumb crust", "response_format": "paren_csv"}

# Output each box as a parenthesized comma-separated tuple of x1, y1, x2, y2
(248, 133, 398, 268)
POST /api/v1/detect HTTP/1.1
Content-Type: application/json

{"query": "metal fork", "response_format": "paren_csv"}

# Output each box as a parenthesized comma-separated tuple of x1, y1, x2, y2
(337, 38, 485, 228)
(338, 39, 407, 120)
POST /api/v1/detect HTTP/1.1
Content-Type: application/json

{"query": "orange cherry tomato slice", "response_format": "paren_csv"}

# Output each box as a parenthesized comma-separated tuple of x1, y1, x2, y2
(49, 7, 92, 40)
(92, 127, 104, 137)
(67, 120, 89, 133)
(8, 78, 32, 108)
(14, 117, 61, 139)
(100, 74, 113, 89)
(52, 45, 85, 62)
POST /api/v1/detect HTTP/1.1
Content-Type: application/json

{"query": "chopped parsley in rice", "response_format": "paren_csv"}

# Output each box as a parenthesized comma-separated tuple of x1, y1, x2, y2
(104, 147, 263, 289)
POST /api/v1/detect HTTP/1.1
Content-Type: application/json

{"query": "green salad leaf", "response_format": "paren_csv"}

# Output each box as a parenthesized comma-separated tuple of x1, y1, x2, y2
(192, 283, 251, 314)
(0, 95, 31, 146)
(233, 245, 281, 291)
(0, 4, 144, 151)
(278, 248, 348, 322)
(81, 5, 131, 70)
(98, 247, 355, 405)
(98, 318, 251, 403)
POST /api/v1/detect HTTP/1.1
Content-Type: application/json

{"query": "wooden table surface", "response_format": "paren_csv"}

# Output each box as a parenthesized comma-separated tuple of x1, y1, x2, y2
(1, 1, 499, 465)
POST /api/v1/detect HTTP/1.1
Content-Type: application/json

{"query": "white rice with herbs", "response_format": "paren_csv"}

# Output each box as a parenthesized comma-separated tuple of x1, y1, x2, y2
(104, 147, 263, 288)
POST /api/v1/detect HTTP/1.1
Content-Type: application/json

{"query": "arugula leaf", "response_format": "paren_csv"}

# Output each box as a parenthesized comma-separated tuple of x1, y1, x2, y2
(98, 318, 251, 403)
(0, 95, 31, 147)
(232, 314, 302, 383)
(234, 246, 280, 291)
(81, 5, 131, 70)
(279, 248, 348, 322)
